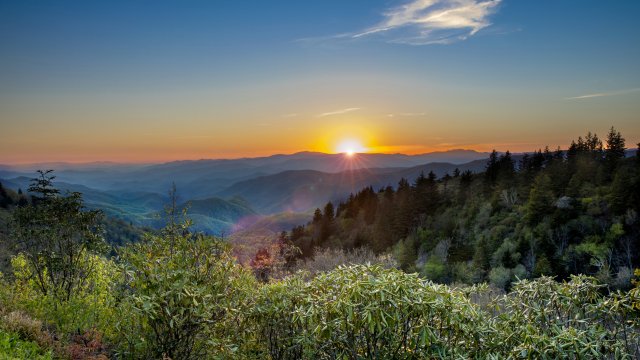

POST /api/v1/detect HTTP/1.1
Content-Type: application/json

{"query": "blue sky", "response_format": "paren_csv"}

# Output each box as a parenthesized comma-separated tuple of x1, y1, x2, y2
(1, 0, 639, 163)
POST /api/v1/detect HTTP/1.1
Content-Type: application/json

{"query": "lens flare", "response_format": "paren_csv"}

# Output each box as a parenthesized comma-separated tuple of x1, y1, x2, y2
(336, 139, 366, 155)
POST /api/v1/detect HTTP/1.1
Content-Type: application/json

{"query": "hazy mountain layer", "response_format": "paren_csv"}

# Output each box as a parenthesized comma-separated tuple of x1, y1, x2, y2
(0, 150, 490, 234)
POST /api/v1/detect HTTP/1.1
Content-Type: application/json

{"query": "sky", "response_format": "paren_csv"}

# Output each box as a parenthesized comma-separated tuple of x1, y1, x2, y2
(1, 0, 639, 163)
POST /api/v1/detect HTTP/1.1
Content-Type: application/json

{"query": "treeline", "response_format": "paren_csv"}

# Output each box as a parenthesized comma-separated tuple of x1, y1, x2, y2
(283, 128, 640, 289)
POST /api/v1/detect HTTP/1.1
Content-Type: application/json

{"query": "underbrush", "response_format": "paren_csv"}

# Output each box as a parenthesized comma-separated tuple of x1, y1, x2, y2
(0, 328, 53, 360)
(1, 261, 639, 359)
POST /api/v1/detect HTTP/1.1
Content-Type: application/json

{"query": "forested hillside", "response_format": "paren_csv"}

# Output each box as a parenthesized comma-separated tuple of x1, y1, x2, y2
(282, 128, 640, 289)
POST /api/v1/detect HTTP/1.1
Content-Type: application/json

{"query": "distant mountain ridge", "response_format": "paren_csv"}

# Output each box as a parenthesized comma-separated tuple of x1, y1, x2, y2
(218, 160, 487, 213)
(0, 149, 492, 234)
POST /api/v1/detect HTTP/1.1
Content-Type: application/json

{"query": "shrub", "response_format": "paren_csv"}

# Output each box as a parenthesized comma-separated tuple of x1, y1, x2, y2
(253, 264, 491, 359)
(6, 253, 120, 339)
(492, 275, 640, 358)
(295, 247, 396, 277)
(251, 273, 309, 359)
(115, 229, 257, 359)
(0, 328, 53, 360)
(10, 170, 105, 304)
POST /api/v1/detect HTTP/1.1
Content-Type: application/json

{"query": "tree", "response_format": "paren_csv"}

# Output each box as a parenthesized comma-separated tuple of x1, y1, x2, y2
(10, 170, 105, 302)
(605, 126, 626, 172)
(0, 182, 12, 208)
(525, 173, 555, 224)
(497, 151, 516, 186)
(485, 150, 499, 186)
(323, 202, 335, 221)
(312, 208, 322, 224)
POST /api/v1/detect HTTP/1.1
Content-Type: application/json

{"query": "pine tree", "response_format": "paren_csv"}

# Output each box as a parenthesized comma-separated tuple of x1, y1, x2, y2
(0, 182, 9, 208)
(605, 126, 626, 170)
(485, 150, 499, 185)
(312, 208, 323, 224)
(525, 173, 555, 224)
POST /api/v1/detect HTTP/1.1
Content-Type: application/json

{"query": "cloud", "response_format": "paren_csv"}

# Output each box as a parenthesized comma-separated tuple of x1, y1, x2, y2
(387, 112, 426, 117)
(317, 107, 361, 117)
(353, 0, 502, 45)
(565, 88, 640, 100)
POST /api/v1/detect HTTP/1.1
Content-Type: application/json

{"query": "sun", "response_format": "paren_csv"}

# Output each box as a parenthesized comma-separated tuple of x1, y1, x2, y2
(336, 139, 366, 156)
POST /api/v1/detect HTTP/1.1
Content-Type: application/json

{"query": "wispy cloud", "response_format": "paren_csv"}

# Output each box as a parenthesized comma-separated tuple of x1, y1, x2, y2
(345, 0, 501, 45)
(565, 88, 640, 100)
(388, 112, 426, 117)
(317, 107, 361, 117)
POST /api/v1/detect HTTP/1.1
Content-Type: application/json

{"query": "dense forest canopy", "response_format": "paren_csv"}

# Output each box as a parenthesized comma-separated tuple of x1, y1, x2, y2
(276, 128, 640, 290)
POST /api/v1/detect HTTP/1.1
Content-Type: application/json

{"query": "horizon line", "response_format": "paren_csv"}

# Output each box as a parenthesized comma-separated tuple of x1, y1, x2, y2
(0, 148, 494, 166)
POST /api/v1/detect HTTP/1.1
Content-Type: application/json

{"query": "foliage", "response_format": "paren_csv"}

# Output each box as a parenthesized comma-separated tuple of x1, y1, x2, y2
(252, 265, 640, 359)
(251, 274, 308, 359)
(0, 328, 53, 360)
(114, 191, 257, 359)
(286, 128, 640, 290)
(10, 170, 106, 303)
(4, 252, 120, 339)
(493, 275, 640, 358)
(253, 264, 490, 359)
(294, 247, 396, 277)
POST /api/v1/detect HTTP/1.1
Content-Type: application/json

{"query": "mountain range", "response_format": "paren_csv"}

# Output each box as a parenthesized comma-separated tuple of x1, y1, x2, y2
(0, 150, 489, 235)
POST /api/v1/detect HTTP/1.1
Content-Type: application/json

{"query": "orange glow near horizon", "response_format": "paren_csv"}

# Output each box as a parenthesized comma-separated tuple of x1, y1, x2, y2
(1, 115, 637, 165)
(1, 140, 624, 165)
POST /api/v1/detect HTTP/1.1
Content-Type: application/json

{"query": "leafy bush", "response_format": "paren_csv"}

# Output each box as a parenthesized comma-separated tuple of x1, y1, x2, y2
(251, 266, 640, 359)
(295, 247, 396, 277)
(0, 328, 53, 360)
(253, 264, 490, 359)
(115, 226, 257, 359)
(492, 275, 640, 358)
(10, 170, 105, 304)
(252, 274, 309, 359)
(6, 253, 120, 339)
(0, 311, 52, 349)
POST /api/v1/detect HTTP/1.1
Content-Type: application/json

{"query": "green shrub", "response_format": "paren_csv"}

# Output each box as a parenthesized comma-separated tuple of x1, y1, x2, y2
(252, 273, 309, 359)
(253, 264, 490, 359)
(115, 229, 257, 359)
(0, 328, 52, 360)
(492, 275, 640, 358)
(5, 253, 120, 339)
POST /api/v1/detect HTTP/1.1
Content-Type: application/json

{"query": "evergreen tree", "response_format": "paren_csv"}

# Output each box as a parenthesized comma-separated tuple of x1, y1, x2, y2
(525, 174, 555, 224)
(604, 126, 626, 173)
(485, 150, 499, 186)
(497, 151, 516, 186)
(323, 202, 335, 221)
(0, 182, 10, 208)
(312, 208, 323, 224)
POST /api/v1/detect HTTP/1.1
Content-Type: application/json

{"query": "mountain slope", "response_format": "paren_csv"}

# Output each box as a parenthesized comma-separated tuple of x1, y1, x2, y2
(218, 160, 487, 213)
